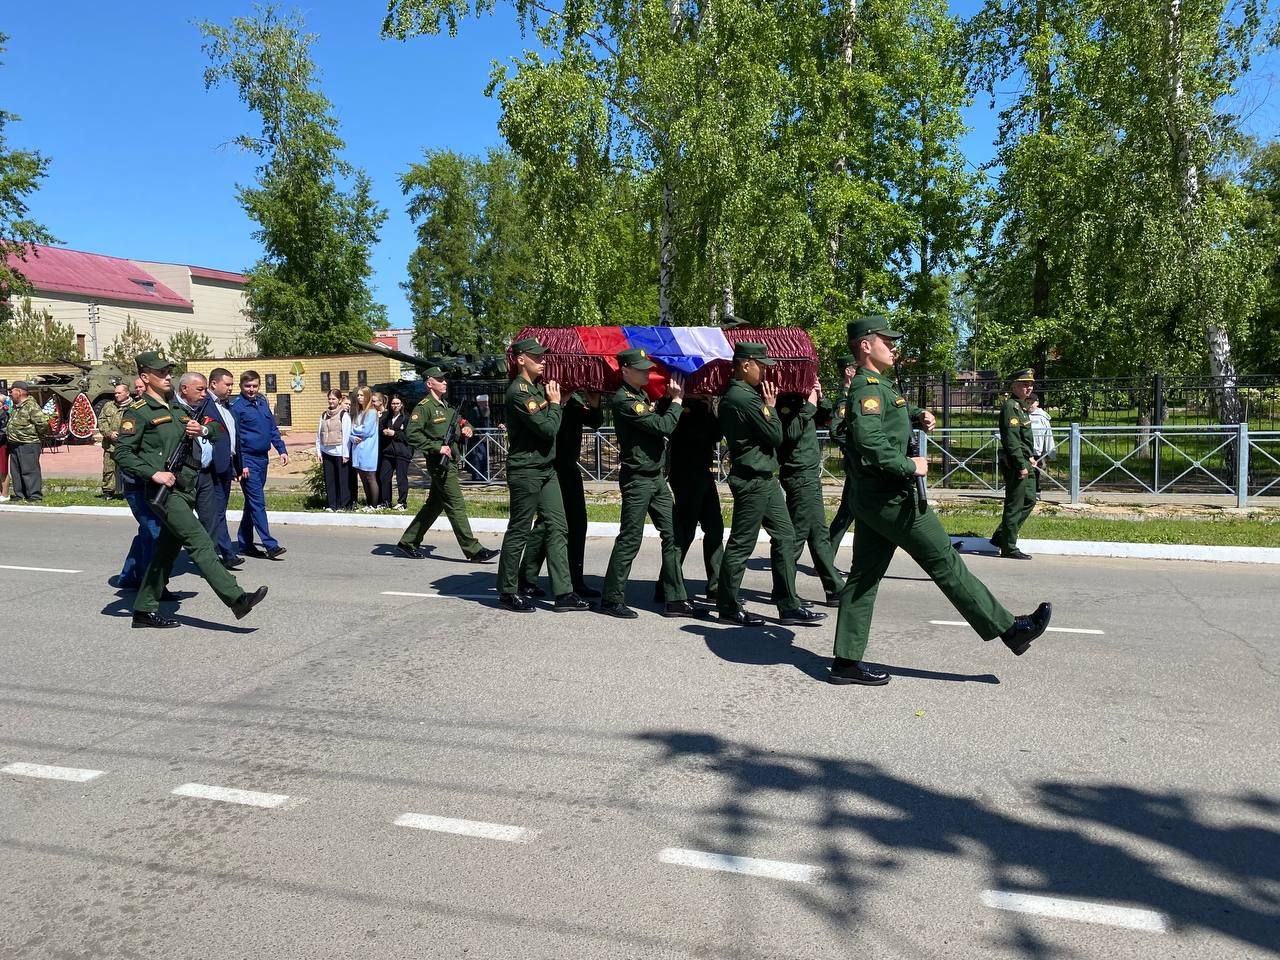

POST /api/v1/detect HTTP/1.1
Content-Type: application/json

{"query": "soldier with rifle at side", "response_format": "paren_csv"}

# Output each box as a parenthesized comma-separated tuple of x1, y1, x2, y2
(395, 366, 499, 564)
(111, 351, 267, 629)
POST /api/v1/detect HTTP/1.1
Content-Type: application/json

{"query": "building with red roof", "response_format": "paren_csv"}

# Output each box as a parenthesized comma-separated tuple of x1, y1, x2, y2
(4, 244, 252, 359)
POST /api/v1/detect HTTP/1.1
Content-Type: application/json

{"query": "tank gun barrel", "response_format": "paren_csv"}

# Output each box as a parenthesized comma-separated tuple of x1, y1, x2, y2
(349, 340, 435, 370)
(56, 357, 94, 372)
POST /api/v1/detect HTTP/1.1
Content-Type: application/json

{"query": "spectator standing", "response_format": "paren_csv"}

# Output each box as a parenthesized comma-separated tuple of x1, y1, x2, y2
(0, 387, 11, 502)
(466, 394, 492, 480)
(98, 382, 132, 498)
(195, 368, 244, 569)
(132, 377, 146, 400)
(315, 389, 351, 512)
(231, 370, 288, 560)
(1028, 394, 1055, 494)
(349, 386, 381, 509)
(378, 394, 412, 509)
(6, 381, 49, 502)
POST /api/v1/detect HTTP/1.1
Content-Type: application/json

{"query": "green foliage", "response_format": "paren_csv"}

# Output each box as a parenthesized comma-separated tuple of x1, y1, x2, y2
(0, 32, 56, 308)
(103, 316, 161, 368)
(0, 297, 77, 362)
(166, 328, 213, 363)
(199, 6, 387, 356)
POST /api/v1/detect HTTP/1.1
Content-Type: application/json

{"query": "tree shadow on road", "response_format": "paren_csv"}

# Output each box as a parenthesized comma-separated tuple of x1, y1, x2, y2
(634, 729, 1280, 957)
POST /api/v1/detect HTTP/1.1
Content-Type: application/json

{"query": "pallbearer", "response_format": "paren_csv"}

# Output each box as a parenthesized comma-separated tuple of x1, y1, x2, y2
(662, 396, 724, 604)
(776, 382, 843, 606)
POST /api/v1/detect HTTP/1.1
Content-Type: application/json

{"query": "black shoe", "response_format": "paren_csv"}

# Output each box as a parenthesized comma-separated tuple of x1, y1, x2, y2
(989, 533, 1002, 549)
(242, 546, 267, 559)
(132, 611, 179, 629)
(159, 589, 182, 602)
(231, 585, 268, 621)
(952, 540, 963, 551)
(265, 546, 287, 560)
(573, 583, 601, 599)
(601, 602, 638, 619)
(1001, 549, 1032, 560)
(1001, 602, 1052, 656)
(662, 600, 697, 619)
(500, 593, 536, 613)
(721, 609, 765, 626)
(518, 582, 546, 599)
(778, 608, 827, 626)
(828, 658, 890, 686)
(819, 592, 842, 608)
(396, 543, 424, 560)
(221, 555, 244, 570)
(553, 593, 592, 612)
(470, 547, 499, 564)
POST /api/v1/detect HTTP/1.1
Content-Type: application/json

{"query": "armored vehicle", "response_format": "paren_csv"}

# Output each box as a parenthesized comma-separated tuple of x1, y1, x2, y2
(26, 358, 131, 419)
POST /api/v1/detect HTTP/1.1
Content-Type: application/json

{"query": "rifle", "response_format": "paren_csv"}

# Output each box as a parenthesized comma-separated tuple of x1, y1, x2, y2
(893, 362, 928, 513)
(148, 416, 194, 515)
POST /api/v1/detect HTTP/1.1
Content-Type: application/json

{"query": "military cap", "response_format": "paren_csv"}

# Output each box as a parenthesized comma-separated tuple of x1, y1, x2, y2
(511, 336, 549, 356)
(837, 353, 857, 369)
(617, 347, 655, 370)
(732, 341, 776, 366)
(422, 366, 447, 380)
(136, 350, 175, 373)
(1009, 367, 1036, 383)
(847, 315, 904, 341)
(11, 380, 32, 391)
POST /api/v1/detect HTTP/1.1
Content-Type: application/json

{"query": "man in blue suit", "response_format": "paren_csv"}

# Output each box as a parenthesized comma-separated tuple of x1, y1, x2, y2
(231, 370, 288, 560)
(195, 367, 243, 569)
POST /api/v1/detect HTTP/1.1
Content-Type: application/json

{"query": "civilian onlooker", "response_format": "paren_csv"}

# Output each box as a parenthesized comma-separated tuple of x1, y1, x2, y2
(98, 382, 132, 498)
(232, 370, 288, 560)
(315, 389, 352, 512)
(196, 367, 244, 569)
(464, 393, 491, 481)
(1028, 394, 1056, 494)
(0, 387, 11, 502)
(6, 380, 49, 502)
(349, 386, 381, 509)
(132, 376, 146, 400)
(378, 394, 412, 509)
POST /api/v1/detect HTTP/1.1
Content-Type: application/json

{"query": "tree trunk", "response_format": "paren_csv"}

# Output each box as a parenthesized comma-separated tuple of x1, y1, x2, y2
(659, 181, 676, 326)
(826, 0, 860, 281)
(1031, 0, 1051, 379)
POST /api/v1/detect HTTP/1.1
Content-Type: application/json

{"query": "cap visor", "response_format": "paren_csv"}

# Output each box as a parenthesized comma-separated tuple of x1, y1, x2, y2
(757, 356, 777, 366)
(631, 359, 655, 370)
(881, 329, 905, 340)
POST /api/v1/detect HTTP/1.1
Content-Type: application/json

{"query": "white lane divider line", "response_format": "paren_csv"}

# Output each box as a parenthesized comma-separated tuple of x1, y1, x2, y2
(981, 891, 1167, 932)
(657, 848, 822, 884)
(0, 564, 84, 574)
(382, 591, 495, 601)
(394, 813, 534, 843)
(171, 782, 303, 809)
(2, 762, 104, 782)
(929, 620, 1105, 636)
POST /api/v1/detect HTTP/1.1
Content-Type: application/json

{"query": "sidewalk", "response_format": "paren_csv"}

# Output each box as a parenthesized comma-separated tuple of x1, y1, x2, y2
(36, 431, 320, 483)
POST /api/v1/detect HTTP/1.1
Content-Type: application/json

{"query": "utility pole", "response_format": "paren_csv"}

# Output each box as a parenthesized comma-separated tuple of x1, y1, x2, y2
(88, 302, 100, 360)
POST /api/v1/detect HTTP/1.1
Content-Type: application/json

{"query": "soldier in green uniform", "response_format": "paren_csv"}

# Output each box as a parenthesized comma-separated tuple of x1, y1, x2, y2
(111, 351, 267, 629)
(776, 382, 843, 606)
(395, 366, 499, 564)
(599, 349, 694, 619)
(826, 355, 858, 563)
(662, 396, 724, 604)
(830, 318, 1052, 685)
(520, 389, 604, 598)
(715, 342, 826, 628)
(992, 369, 1039, 560)
(496, 337, 591, 614)
(98, 381, 131, 498)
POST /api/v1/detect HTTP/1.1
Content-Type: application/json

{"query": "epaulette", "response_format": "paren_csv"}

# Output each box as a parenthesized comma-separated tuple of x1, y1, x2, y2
(865, 377, 879, 385)
(129, 398, 148, 408)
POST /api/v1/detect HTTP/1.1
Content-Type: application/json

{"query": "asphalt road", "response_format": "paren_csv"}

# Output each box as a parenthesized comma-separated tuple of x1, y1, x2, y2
(1, 511, 1277, 959)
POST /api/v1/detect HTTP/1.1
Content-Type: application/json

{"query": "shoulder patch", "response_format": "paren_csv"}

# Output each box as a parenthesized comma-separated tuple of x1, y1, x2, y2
(779, 406, 792, 416)
(761, 405, 772, 419)
(860, 396, 881, 414)
(526, 399, 539, 413)
(837, 402, 846, 417)
(120, 420, 136, 433)
(634, 401, 647, 414)
(865, 377, 879, 385)
(1009, 417, 1020, 426)
(410, 413, 420, 422)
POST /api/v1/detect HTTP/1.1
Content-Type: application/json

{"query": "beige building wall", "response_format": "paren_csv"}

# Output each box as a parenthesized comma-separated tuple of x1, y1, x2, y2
(188, 277, 252, 352)
(20, 293, 201, 359)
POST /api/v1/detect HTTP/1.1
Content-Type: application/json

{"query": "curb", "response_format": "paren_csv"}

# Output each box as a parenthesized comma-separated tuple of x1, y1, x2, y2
(3, 503, 1277, 565)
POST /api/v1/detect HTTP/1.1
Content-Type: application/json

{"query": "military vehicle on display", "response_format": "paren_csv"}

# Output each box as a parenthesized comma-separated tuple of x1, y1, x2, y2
(350, 340, 507, 407)
(23, 358, 131, 420)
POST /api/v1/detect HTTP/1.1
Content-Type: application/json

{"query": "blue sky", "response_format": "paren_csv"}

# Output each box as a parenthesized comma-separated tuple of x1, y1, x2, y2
(4, 1, 1278, 330)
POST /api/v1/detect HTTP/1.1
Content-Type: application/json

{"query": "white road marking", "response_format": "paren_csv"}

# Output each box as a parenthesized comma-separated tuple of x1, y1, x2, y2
(929, 620, 1105, 636)
(171, 782, 302, 809)
(981, 891, 1167, 932)
(0, 564, 83, 574)
(2, 762, 104, 782)
(394, 813, 534, 843)
(381, 591, 495, 601)
(657, 848, 822, 884)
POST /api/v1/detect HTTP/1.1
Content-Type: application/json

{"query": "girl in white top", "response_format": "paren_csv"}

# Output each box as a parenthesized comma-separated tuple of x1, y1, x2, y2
(316, 389, 352, 511)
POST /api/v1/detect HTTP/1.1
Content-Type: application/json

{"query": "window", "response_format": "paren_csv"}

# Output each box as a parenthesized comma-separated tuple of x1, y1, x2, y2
(130, 279, 159, 297)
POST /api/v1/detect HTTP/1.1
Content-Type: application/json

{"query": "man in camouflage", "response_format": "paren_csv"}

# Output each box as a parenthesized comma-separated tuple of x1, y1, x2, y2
(5, 380, 48, 502)
(98, 381, 132, 498)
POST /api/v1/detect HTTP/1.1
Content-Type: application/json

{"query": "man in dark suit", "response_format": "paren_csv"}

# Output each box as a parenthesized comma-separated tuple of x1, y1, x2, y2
(194, 367, 243, 569)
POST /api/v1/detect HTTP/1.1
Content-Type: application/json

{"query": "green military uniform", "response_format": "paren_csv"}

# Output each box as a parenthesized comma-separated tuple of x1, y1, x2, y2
(99, 398, 125, 495)
(826, 354, 858, 557)
(777, 394, 843, 601)
(398, 372, 485, 559)
(600, 350, 687, 607)
(497, 339, 571, 598)
(663, 397, 723, 601)
(716, 345, 802, 617)
(835, 319, 1015, 661)
(110, 356, 247, 616)
(995, 370, 1038, 556)
(521, 391, 603, 591)
(6, 391, 50, 501)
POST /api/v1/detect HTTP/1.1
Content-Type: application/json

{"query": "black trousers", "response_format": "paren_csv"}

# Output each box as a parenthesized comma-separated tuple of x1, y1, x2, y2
(378, 455, 410, 506)
(321, 453, 350, 510)
(8, 442, 42, 500)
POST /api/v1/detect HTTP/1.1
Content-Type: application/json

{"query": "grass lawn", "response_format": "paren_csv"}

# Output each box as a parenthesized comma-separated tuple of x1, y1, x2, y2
(20, 480, 1280, 549)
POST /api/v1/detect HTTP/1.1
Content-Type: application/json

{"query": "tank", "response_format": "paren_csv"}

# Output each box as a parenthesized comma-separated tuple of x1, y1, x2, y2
(350, 340, 507, 407)
(26, 358, 132, 420)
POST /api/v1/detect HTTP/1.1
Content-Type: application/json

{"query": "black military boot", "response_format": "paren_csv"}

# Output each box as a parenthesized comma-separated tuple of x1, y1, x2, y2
(1001, 602, 1052, 655)
(828, 658, 890, 686)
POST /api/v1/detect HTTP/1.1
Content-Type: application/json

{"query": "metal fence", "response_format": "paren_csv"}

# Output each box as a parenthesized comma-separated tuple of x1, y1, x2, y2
(454, 425, 1280, 505)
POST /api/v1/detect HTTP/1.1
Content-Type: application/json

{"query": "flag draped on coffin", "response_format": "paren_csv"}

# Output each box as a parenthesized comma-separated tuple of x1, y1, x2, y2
(509, 326, 817, 400)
